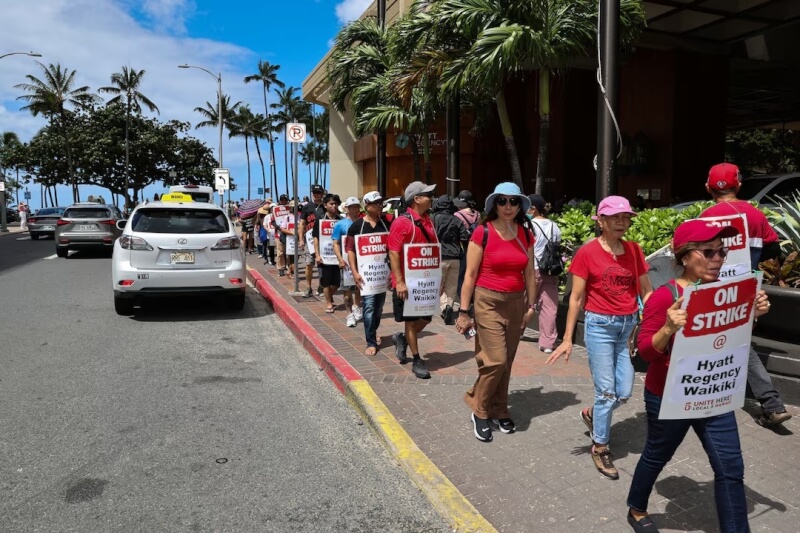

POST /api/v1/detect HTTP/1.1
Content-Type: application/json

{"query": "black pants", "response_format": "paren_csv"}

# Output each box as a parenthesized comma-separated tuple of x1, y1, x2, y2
(265, 244, 276, 264)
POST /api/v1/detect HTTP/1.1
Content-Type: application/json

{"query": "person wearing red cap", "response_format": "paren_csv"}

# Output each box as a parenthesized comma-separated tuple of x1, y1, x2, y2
(547, 195, 653, 480)
(701, 162, 790, 428)
(626, 219, 771, 533)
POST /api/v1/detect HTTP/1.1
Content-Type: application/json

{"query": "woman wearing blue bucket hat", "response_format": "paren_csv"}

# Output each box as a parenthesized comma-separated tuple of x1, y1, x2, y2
(457, 182, 537, 442)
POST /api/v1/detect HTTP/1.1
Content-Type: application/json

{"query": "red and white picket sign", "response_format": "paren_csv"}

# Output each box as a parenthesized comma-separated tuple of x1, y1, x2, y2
(355, 233, 390, 296)
(318, 219, 338, 265)
(403, 243, 442, 317)
(697, 214, 749, 278)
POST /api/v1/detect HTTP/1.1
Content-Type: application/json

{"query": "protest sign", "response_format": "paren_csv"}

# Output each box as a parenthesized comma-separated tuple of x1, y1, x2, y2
(285, 221, 296, 255)
(341, 237, 355, 287)
(403, 243, 442, 317)
(659, 272, 761, 420)
(355, 233, 390, 296)
(305, 230, 314, 254)
(698, 214, 750, 277)
(273, 205, 290, 227)
(318, 219, 338, 265)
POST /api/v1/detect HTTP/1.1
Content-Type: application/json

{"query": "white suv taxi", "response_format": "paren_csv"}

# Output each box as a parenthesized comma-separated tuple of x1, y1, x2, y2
(111, 193, 246, 315)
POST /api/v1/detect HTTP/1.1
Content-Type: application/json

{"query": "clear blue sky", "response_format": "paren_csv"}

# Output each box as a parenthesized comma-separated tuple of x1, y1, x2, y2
(1, 0, 373, 209)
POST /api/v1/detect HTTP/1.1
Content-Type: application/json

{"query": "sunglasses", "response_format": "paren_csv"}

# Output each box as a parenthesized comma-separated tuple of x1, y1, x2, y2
(496, 197, 520, 207)
(694, 247, 729, 259)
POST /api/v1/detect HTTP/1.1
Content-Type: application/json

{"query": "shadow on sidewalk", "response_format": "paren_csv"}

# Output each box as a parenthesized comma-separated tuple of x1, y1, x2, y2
(649, 475, 787, 532)
(508, 386, 583, 432)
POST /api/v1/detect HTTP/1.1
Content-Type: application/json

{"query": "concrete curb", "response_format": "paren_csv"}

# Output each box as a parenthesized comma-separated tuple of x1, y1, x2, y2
(246, 267, 497, 533)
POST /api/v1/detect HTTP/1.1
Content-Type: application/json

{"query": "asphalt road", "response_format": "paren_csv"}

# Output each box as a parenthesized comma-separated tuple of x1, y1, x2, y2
(0, 238, 448, 533)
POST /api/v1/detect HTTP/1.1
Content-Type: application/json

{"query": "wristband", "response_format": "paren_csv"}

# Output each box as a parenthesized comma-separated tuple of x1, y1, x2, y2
(458, 309, 471, 315)
(527, 304, 536, 310)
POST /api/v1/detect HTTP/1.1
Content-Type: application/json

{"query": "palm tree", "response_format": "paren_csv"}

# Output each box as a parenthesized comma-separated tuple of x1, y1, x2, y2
(228, 105, 268, 200)
(15, 62, 100, 201)
(244, 60, 284, 198)
(193, 94, 241, 139)
(98, 66, 159, 202)
(395, 0, 647, 192)
(271, 87, 311, 196)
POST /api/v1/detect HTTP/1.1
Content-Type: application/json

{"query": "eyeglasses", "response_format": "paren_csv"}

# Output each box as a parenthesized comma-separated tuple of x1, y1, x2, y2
(694, 247, 729, 259)
(496, 197, 520, 207)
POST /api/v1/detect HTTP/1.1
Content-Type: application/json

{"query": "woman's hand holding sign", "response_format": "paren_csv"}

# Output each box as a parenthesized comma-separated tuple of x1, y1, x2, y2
(754, 290, 770, 318)
(664, 297, 687, 335)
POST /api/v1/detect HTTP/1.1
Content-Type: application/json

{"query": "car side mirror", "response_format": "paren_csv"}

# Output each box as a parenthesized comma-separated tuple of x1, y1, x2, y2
(116, 220, 127, 230)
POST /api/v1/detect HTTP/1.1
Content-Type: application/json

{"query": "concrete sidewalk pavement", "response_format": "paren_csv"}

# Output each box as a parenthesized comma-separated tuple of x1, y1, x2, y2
(247, 256, 799, 533)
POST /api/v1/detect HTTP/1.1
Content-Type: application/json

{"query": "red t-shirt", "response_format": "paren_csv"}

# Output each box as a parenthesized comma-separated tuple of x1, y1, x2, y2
(471, 223, 533, 293)
(569, 238, 648, 315)
(701, 200, 778, 247)
(638, 281, 682, 397)
(387, 208, 437, 288)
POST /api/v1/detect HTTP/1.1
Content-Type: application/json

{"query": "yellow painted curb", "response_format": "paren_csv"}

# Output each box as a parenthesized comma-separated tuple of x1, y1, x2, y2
(347, 380, 497, 533)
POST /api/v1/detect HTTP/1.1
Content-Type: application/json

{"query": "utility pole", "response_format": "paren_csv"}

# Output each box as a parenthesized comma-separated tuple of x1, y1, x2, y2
(446, 95, 461, 198)
(595, 0, 620, 203)
(376, 0, 387, 197)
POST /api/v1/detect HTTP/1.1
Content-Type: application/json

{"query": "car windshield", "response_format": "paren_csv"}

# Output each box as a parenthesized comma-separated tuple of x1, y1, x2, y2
(738, 178, 773, 200)
(64, 207, 112, 219)
(35, 207, 65, 216)
(131, 208, 229, 234)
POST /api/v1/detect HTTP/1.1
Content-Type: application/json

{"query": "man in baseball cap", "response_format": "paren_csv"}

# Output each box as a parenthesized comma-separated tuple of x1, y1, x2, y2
(700, 162, 789, 428)
(299, 185, 327, 297)
(387, 181, 438, 379)
(332, 196, 364, 328)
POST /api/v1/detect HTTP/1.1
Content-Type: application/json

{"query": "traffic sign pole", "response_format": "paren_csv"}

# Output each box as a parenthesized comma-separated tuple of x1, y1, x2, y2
(286, 123, 306, 295)
(0, 181, 8, 233)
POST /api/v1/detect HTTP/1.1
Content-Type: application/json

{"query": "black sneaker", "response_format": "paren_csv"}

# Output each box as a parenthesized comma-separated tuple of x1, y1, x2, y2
(303, 287, 313, 298)
(471, 413, 493, 442)
(491, 418, 516, 434)
(443, 305, 454, 325)
(627, 510, 660, 532)
(316, 286, 324, 296)
(412, 358, 430, 379)
(392, 333, 408, 364)
(278, 269, 285, 277)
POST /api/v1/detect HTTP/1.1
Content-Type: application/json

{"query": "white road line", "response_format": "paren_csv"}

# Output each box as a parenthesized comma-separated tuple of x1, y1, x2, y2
(16, 236, 31, 241)
(44, 254, 57, 260)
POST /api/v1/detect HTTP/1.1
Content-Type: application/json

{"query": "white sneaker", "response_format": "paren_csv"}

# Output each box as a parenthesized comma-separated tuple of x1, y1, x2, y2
(352, 306, 363, 322)
(543, 348, 553, 354)
(346, 313, 357, 327)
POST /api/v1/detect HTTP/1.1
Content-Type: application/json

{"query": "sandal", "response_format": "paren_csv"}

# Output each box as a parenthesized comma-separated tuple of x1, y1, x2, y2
(325, 306, 335, 314)
(627, 510, 659, 532)
(365, 346, 377, 356)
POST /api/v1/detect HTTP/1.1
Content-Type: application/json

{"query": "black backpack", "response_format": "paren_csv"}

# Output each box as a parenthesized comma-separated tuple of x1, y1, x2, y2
(531, 221, 564, 276)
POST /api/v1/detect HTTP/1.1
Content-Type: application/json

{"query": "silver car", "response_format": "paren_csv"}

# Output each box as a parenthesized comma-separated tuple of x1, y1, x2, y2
(111, 198, 246, 316)
(55, 203, 125, 257)
(28, 206, 66, 240)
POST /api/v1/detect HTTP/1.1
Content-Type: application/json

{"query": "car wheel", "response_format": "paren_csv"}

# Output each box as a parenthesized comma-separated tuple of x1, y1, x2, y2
(114, 296, 134, 316)
(30, 233, 39, 240)
(56, 247, 68, 258)
(226, 293, 246, 311)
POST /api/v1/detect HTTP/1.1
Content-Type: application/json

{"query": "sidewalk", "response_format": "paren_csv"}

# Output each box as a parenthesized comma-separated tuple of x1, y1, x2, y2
(247, 256, 799, 533)
(0, 222, 26, 237)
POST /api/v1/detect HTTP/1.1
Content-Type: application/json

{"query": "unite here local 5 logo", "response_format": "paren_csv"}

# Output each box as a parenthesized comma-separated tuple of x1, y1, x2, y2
(683, 276, 757, 337)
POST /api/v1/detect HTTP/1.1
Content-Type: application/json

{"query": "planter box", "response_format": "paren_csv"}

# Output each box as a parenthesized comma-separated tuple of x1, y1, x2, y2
(756, 285, 800, 344)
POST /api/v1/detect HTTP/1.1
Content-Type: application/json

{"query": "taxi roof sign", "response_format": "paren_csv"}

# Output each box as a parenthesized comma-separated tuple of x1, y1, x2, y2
(161, 192, 193, 203)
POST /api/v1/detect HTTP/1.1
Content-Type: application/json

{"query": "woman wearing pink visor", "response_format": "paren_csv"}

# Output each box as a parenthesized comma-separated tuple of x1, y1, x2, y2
(547, 195, 652, 480)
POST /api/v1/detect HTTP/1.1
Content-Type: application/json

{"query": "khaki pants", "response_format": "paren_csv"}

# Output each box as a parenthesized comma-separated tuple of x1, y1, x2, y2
(464, 287, 524, 419)
(276, 240, 285, 270)
(439, 258, 460, 310)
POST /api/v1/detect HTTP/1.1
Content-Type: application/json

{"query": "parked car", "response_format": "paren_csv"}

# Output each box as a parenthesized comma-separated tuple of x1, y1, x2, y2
(111, 194, 246, 315)
(670, 172, 800, 210)
(4, 207, 17, 222)
(27, 206, 66, 239)
(55, 203, 125, 257)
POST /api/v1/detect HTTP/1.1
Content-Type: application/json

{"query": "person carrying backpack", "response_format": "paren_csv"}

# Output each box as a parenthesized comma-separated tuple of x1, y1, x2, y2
(453, 190, 480, 299)
(527, 194, 563, 354)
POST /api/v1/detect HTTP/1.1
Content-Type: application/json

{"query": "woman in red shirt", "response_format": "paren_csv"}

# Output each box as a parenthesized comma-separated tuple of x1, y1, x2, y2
(547, 196, 652, 479)
(625, 219, 770, 533)
(456, 182, 537, 442)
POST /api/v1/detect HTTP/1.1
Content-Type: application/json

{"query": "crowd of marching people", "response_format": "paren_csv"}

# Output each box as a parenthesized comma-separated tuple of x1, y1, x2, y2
(236, 162, 791, 533)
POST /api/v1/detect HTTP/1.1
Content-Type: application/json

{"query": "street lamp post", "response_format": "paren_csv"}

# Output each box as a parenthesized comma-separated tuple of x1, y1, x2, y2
(1, 51, 42, 233)
(178, 65, 223, 168)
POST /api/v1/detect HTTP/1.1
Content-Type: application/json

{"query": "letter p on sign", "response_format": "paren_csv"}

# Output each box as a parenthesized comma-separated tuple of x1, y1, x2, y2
(287, 123, 306, 144)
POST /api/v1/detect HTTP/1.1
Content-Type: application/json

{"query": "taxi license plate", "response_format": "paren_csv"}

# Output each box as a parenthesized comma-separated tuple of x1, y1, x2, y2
(41, 225, 54, 231)
(171, 252, 195, 264)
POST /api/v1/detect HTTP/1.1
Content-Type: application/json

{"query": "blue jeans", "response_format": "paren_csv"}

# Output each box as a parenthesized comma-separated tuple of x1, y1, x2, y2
(583, 311, 637, 445)
(361, 292, 387, 348)
(628, 390, 748, 533)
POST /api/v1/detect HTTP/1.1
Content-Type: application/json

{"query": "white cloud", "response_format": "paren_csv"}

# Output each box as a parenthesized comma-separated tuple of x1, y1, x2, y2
(141, 0, 195, 34)
(334, 0, 372, 24)
(0, 0, 285, 199)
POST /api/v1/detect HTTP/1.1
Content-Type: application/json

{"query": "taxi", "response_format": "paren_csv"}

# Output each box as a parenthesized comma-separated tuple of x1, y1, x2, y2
(111, 193, 246, 315)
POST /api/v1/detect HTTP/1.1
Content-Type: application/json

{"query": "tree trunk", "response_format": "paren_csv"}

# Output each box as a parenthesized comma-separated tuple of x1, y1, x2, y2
(47, 186, 55, 207)
(245, 136, 252, 200)
(535, 70, 550, 196)
(270, 138, 279, 197)
(410, 133, 422, 182)
(495, 91, 523, 188)
(283, 135, 289, 199)
(422, 130, 432, 184)
(53, 186, 59, 206)
(254, 136, 267, 197)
